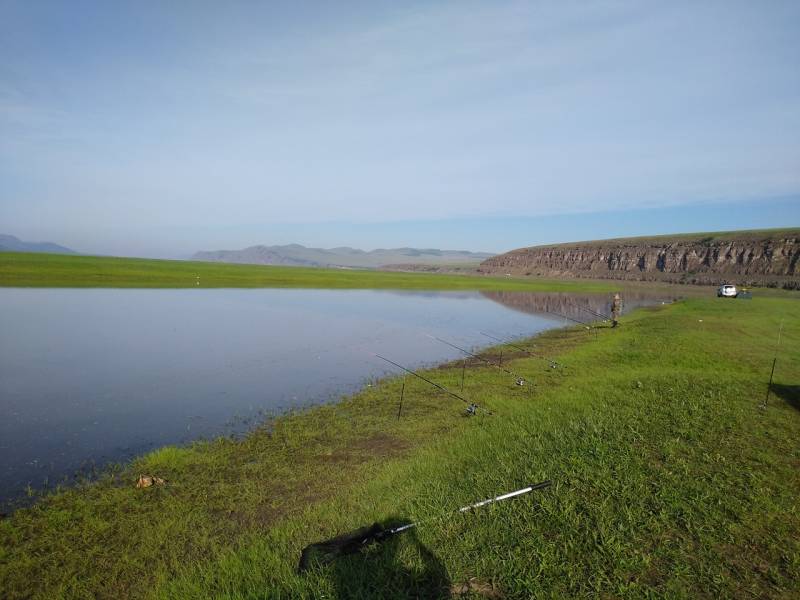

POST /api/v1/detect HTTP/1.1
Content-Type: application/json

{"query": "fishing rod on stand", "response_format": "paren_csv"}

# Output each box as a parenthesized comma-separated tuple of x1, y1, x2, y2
(426, 334, 531, 388)
(761, 319, 785, 410)
(563, 300, 611, 322)
(546, 310, 599, 339)
(479, 332, 562, 369)
(374, 354, 493, 416)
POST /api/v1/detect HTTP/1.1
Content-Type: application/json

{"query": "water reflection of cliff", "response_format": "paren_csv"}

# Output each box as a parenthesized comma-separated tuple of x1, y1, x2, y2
(480, 290, 682, 320)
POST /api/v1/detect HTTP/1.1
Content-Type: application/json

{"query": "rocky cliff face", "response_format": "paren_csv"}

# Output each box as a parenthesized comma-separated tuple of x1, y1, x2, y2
(479, 231, 800, 288)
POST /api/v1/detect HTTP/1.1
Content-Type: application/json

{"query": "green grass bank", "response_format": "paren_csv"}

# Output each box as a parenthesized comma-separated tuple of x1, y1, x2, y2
(1, 295, 798, 599)
(0, 251, 621, 291)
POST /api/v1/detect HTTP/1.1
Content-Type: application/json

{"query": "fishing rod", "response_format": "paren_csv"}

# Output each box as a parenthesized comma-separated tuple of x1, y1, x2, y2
(563, 300, 610, 321)
(374, 354, 492, 415)
(761, 319, 784, 409)
(545, 309, 593, 329)
(425, 334, 528, 386)
(546, 309, 600, 340)
(298, 480, 552, 572)
(479, 332, 562, 369)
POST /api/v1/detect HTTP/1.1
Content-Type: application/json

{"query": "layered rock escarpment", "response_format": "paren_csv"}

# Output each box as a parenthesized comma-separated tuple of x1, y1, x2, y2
(478, 230, 800, 289)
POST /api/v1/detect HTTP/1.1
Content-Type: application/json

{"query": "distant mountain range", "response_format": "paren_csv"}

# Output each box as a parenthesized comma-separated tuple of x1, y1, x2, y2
(0, 234, 76, 255)
(193, 244, 494, 269)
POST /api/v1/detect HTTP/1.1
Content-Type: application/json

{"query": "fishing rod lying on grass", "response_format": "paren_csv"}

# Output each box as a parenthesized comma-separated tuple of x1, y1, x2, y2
(426, 334, 529, 387)
(374, 354, 492, 416)
(298, 480, 552, 572)
(479, 332, 563, 369)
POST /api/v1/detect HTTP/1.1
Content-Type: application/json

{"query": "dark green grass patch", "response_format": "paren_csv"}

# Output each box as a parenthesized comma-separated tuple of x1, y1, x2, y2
(1, 296, 798, 599)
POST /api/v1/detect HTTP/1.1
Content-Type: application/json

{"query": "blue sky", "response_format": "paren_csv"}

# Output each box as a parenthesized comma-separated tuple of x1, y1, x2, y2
(1, 1, 799, 257)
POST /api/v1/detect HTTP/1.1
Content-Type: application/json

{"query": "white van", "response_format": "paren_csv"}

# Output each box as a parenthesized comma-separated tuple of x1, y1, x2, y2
(717, 284, 738, 298)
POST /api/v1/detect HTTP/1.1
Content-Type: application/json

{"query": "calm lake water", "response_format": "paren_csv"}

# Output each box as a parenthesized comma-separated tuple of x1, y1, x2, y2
(0, 288, 674, 505)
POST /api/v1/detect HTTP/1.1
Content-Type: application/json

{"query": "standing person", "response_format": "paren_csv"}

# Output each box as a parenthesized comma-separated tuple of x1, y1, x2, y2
(611, 292, 622, 327)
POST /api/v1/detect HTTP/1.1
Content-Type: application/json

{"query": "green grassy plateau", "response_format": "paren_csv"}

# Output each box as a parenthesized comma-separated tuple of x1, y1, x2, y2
(1, 294, 798, 599)
(0, 251, 622, 291)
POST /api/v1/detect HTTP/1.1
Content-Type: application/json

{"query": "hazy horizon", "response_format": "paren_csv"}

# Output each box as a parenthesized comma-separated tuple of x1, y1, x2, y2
(5, 198, 800, 259)
(2, 1, 799, 258)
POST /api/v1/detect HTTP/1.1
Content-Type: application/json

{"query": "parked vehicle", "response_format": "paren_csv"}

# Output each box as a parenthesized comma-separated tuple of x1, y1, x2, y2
(717, 284, 738, 298)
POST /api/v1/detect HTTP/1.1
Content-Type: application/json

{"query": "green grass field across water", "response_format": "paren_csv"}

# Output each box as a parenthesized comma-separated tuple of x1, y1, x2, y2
(1, 287, 798, 598)
(0, 251, 623, 291)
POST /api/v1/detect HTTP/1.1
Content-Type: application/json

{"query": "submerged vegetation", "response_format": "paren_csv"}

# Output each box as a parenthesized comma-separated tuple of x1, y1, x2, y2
(1, 251, 620, 291)
(1, 294, 798, 598)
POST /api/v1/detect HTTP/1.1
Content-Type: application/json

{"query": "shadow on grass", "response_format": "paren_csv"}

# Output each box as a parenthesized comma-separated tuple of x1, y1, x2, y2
(330, 518, 451, 599)
(771, 383, 800, 411)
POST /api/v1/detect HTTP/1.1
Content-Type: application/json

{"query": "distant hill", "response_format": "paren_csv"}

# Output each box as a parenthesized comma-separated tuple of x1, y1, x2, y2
(478, 228, 800, 289)
(193, 244, 494, 269)
(0, 234, 76, 255)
